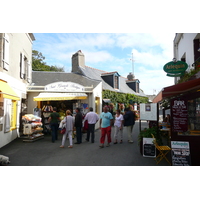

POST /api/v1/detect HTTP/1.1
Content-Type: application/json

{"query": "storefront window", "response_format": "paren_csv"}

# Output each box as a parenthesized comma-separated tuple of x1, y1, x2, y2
(187, 97, 200, 134)
(177, 97, 200, 136)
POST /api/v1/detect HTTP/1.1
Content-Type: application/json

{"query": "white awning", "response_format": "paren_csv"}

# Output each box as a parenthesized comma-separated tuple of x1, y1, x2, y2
(34, 92, 87, 101)
(103, 99, 111, 103)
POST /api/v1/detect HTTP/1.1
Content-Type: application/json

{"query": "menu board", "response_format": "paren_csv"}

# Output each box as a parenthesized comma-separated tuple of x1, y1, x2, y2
(171, 99, 188, 132)
(143, 138, 156, 157)
(171, 141, 191, 166)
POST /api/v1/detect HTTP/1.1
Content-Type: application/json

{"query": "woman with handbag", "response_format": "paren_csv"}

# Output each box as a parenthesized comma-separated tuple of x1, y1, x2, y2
(60, 110, 74, 148)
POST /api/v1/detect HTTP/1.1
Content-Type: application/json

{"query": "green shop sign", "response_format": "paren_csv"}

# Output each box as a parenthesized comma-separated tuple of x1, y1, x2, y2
(163, 61, 188, 77)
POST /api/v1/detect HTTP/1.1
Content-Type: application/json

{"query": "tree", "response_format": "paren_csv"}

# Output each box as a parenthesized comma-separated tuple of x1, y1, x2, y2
(32, 50, 65, 72)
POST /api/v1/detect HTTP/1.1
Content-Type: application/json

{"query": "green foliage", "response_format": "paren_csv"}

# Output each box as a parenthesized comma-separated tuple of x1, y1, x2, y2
(102, 90, 148, 107)
(138, 127, 163, 145)
(32, 50, 65, 72)
(178, 67, 200, 83)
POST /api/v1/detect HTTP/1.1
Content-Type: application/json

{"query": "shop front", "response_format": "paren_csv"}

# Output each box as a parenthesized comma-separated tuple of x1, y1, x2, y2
(0, 79, 20, 148)
(27, 80, 102, 133)
(157, 78, 200, 165)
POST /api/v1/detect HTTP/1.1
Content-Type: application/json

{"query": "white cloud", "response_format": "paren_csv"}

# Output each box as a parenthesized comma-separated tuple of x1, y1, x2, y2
(136, 66, 174, 95)
(132, 48, 170, 69)
(33, 33, 176, 95)
(84, 50, 114, 64)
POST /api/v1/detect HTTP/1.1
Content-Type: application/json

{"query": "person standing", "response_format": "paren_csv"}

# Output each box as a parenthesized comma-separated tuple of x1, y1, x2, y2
(123, 107, 135, 143)
(60, 110, 74, 148)
(99, 106, 113, 148)
(48, 107, 60, 143)
(74, 108, 82, 144)
(113, 109, 124, 144)
(83, 107, 99, 143)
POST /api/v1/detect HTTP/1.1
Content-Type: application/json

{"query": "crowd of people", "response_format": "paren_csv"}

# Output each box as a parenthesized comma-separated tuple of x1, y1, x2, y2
(48, 104, 137, 149)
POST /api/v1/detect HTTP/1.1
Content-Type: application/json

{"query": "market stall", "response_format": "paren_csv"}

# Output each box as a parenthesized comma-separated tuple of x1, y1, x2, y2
(22, 114, 44, 142)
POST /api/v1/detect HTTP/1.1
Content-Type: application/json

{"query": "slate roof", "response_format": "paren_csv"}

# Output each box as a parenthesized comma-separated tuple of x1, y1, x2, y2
(32, 66, 146, 97)
(79, 65, 146, 97)
(32, 71, 101, 88)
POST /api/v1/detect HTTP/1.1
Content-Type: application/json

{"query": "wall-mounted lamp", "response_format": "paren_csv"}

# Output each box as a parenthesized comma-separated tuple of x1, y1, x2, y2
(173, 58, 177, 62)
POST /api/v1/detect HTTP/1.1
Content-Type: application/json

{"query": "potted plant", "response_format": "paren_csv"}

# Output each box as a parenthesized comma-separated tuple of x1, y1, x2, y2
(138, 126, 163, 155)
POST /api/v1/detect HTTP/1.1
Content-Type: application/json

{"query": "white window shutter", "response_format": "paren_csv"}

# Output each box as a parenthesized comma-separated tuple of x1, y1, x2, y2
(20, 53, 25, 79)
(4, 99, 11, 133)
(3, 33, 9, 70)
(27, 60, 31, 83)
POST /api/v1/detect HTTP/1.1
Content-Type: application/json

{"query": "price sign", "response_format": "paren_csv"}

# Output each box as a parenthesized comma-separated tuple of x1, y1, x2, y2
(171, 141, 191, 166)
(143, 138, 156, 157)
(171, 99, 188, 132)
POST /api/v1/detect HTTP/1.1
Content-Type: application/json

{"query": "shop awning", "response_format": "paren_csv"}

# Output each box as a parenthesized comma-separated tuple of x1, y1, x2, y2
(153, 78, 200, 103)
(103, 99, 111, 103)
(0, 80, 20, 101)
(33, 92, 88, 101)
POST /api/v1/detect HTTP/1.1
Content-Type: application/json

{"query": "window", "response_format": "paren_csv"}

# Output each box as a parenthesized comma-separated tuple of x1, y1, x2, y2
(2, 33, 9, 70)
(114, 75, 119, 89)
(20, 53, 31, 82)
(187, 98, 200, 134)
(4, 99, 17, 132)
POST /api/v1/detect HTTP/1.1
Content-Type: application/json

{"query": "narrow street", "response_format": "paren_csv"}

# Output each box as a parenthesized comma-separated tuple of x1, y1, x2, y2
(0, 121, 170, 166)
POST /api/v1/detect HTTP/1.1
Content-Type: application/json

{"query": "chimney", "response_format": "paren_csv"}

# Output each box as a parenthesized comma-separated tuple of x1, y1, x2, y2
(71, 50, 85, 74)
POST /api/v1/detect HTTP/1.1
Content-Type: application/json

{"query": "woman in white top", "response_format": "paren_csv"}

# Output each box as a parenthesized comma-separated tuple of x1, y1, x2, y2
(113, 109, 124, 144)
(60, 110, 74, 148)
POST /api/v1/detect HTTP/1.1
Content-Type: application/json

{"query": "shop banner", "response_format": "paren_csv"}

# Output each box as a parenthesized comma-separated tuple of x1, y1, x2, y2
(171, 99, 188, 132)
(171, 141, 191, 166)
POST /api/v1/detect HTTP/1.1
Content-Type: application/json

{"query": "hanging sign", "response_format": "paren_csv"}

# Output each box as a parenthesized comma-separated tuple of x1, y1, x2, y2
(171, 141, 191, 166)
(171, 99, 188, 132)
(163, 61, 188, 77)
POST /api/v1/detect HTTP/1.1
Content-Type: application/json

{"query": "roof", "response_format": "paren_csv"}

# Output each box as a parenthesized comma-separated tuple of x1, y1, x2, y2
(32, 71, 101, 88)
(80, 66, 146, 97)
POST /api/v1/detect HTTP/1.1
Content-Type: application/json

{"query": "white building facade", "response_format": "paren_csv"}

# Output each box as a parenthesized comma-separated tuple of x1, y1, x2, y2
(173, 33, 200, 83)
(0, 33, 35, 148)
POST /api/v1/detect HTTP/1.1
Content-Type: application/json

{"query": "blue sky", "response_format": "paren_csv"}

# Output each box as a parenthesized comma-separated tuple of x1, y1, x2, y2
(33, 33, 175, 95)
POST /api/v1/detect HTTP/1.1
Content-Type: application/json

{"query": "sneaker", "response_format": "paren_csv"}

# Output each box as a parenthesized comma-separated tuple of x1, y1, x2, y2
(128, 140, 133, 143)
(106, 143, 110, 147)
(99, 144, 104, 148)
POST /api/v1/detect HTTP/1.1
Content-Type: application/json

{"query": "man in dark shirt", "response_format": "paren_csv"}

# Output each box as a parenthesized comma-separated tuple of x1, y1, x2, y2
(75, 108, 83, 144)
(123, 107, 135, 143)
(48, 107, 60, 143)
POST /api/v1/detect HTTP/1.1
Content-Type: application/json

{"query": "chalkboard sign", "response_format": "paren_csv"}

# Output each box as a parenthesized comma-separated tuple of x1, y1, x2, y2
(171, 141, 191, 166)
(143, 138, 156, 157)
(171, 99, 188, 132)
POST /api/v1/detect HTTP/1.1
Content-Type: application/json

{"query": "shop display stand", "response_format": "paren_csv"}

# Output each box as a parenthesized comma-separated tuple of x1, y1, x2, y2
(22, 115, 44, 142)
(42, 105, 53, 135)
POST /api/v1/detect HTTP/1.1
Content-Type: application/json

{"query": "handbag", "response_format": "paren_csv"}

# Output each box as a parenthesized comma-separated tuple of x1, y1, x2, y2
(60, 127, 66, 134)
(60, 116, 67, 134)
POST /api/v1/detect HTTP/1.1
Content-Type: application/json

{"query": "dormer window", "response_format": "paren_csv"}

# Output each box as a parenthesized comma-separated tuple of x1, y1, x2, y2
(114, 74, 119, 89)
(101, 71, 120, 90)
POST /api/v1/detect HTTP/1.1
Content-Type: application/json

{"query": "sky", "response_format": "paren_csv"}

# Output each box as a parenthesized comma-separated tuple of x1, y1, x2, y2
(32, 33, 175, 95)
